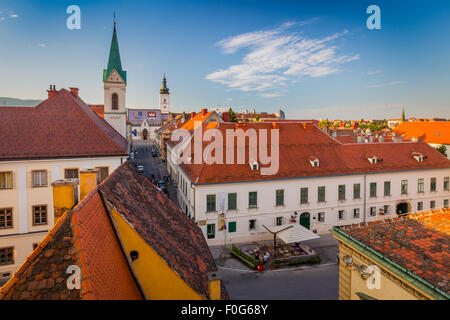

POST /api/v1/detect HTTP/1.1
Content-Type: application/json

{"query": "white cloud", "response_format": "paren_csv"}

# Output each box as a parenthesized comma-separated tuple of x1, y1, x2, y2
(261, 93, 282, 98)
(364, 70, 382, 75)
(38, 43, 47, 48)
(9, 13, 19, 18)
(368, 81, 406, 88)
(0, 17, 4, 22)
(206, 23, 359, 93)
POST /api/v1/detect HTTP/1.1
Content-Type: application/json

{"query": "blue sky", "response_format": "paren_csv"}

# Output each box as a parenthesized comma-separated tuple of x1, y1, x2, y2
(1, 0, 449, 119)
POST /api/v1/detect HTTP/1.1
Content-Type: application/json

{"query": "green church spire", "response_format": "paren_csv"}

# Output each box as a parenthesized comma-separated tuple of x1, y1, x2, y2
(103, 20, 127, 83)
(401, 107, 406, 122)
(160, 74, 170, 94)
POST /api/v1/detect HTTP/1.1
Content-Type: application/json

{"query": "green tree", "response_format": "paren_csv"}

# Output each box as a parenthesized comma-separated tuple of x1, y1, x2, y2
(228, 108, 237, 122)
(318, 119, 332, 128)
(436, 145, 448, 158)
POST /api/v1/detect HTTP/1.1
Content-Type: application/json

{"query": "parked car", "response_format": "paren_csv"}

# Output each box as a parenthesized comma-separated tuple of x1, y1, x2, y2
(137, 165, 144, 173)
(158, 180, 168, 194)
(152, 150, 157, 157)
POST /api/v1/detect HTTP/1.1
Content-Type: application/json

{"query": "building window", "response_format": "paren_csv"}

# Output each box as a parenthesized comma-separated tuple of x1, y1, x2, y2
(418, 178, 424, 193)
(338, 210, 344, 220)
(65, 169, 79, 179)
(249, 219, 256, 231)
(0, 172, 13, 189)
(318, 212, 325, 222)
(206, 224, 215, 239)
(206, 195, 216, 212)
(353, 184, 361, 199)
(228, 221, 236, 233)
(276, 217, 283, 226)
(228, 193, 237, 211)
(300, 188, 308, 204)
(430, 200, 436, 209)
(249, 192, 257, 208)
(417, 202, 423, 211)
(370, 183, 377, 198)
(0, 247, 13, 266)
(111, 93, 119, 110)
(33, 205, 47, 226)
(430, 178, 437, 192)
(32, 170, 47, 188)
(401, 180, 408, 195)
(384, 181, 391, 196)
(0, 208, 13, 229)
(353, 208, 360, 219)
(370, 207, 376, 216)
(444, 177, 449, 191)
(318, 186, 326, 203)
(338, 185, 346, 201)
(96, 167, 109, 183)
(383, 205, 389, 214)
(276, 189, 284, 206)
(444, 199, 449, 209)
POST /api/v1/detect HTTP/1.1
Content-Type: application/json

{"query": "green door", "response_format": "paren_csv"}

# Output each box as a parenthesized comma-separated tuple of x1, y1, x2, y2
(300, 213, 310, 229)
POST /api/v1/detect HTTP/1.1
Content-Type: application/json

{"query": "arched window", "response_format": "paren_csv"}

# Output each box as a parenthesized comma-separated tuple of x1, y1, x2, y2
(112, 93, 119, 110)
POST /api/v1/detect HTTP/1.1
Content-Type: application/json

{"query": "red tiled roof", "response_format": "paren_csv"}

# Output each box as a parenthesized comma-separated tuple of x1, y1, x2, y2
(1, 163, 227, 300)
(0, 89, 127, 160)
(170, 122, 450, 184)
(88, 104, 105, 118)
(99, 162, 225, 299)
(337, 209, 450, 295)
(394, 121, 450, 145)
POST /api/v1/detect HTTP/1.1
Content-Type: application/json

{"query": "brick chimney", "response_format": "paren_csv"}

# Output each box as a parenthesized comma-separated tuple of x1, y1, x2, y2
(47, 85, 57, 98)
(79, 169, 99, 200)
(69, 87, 79, 98)
(51, 179, 79, 221)
(201, 108, 208, 116)
(207, 272, 222, 300)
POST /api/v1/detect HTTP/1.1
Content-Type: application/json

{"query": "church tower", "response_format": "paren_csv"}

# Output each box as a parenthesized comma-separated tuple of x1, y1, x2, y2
(103, 21, 127, 138)
(159, 74, 170, 114)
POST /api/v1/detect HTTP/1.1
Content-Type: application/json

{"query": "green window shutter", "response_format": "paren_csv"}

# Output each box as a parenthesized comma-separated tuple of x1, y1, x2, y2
(207, 224, 215, 239)
(353, 184, 360, 199)
(228, 222, 236, 233)
(206, 195, 216, 212)
(276, 189, 284, 206)
(228, 193, 237, 210)
(318, 186, 325, 202)
(338, 185, 345, 200)
(249, 192, 257, 208)
(300, 188, 308, 204)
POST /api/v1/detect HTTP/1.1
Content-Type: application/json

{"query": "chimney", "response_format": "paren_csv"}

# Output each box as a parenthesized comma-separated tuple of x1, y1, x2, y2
(51, 179, 79, 221)
(356, 135, 363, 144)
(79, 169, 99, 200)
(207, 272, 222, 300)
(190, 112, 196, 118)
(69, 87, 79, 98)
(47, 85, 57, 98)
(201, 108, 207, 116)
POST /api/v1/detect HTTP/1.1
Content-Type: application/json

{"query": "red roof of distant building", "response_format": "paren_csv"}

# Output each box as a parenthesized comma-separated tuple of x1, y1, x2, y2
(88, 104, 105, 118)
(0, 89, 127, 160)
(394, 121, 450, 145)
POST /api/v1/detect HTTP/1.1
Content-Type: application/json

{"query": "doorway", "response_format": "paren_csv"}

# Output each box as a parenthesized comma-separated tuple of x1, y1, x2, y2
(300, 212, 310, 229)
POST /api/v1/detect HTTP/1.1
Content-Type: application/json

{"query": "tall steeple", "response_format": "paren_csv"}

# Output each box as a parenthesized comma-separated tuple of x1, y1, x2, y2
(103, 19, 127, 83)
(103, 18, 127, 139)
(401, 107, 406, 122)
(159, 74, 170, 114)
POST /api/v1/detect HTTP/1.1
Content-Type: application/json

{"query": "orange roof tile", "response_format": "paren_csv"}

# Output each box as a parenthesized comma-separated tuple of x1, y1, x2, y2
(394, 121, 450, 144)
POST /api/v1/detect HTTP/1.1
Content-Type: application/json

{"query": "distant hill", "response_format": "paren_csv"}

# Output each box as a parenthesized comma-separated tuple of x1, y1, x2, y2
(0, 97, 42, 107)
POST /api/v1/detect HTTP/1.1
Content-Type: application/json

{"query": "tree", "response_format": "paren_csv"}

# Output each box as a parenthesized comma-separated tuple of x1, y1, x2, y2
(436, 145, 448, 158)
(228, 108, 237, 122)
(318, 119, 332, 128)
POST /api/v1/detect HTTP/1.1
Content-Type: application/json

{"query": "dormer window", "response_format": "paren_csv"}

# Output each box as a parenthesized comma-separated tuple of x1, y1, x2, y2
(249, 160, 259, 171)
(368, 156, 377, 164)
(412, 153, 424, 162)
(309, 159, 320, 167)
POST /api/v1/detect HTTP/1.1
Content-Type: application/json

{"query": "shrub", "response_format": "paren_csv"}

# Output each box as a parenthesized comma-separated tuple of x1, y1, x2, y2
(231, 244, 264, 269)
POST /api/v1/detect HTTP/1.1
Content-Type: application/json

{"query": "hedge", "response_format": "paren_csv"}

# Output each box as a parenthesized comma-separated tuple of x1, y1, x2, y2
(271, 255, 321, 268)
(231, 244, 264, 269)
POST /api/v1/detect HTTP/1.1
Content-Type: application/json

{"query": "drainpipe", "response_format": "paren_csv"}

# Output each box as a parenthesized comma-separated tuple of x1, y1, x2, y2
(363, 174, 367, 223)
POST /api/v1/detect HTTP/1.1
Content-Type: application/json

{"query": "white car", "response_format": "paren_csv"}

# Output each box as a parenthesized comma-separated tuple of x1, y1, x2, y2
(137, 165, 144, 173)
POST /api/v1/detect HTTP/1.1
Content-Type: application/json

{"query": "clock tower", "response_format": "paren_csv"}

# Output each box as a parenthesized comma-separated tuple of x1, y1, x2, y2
(103, 21, 127, 138)
(159, 74, 170, 114)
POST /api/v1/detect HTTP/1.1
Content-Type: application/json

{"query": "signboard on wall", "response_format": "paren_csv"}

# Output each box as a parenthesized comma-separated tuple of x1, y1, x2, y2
(148, 112, 156, 119)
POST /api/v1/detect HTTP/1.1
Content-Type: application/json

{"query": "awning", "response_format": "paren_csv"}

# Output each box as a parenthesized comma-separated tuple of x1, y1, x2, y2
(263, 224, 320, 244)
